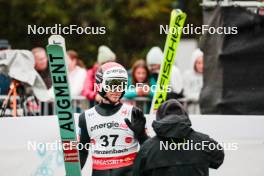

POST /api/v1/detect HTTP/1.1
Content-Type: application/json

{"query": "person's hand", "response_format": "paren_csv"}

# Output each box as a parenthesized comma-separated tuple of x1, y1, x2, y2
(137, 87, 144, 96)
(124, 117, 146, 139)
(137, 86, 150, 96)
(141, 85, 150, 96)
(124, 107, 149, 144)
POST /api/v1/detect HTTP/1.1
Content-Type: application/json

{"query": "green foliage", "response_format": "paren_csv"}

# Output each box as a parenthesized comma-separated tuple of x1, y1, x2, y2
(0, 0, 202, 68)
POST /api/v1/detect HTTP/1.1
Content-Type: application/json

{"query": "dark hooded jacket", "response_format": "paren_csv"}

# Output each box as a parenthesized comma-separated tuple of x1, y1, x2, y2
(133, 100, 224, 176)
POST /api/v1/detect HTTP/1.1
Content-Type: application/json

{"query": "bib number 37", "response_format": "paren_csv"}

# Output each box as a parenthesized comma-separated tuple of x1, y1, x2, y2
(100, 134, 119, 147)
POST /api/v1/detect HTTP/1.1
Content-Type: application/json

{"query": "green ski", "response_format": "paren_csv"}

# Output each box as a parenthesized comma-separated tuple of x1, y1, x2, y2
(46, 43, 82, 176)
(150, 9, 186, 113)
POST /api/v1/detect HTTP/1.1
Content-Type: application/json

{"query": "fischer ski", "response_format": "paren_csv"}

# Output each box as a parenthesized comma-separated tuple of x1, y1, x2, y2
(150, 9, 186, 113)
(46, 36, 82, 176)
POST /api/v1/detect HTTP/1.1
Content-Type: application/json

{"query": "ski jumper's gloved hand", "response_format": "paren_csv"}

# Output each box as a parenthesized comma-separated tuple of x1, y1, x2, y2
(124, 107, 149, 144)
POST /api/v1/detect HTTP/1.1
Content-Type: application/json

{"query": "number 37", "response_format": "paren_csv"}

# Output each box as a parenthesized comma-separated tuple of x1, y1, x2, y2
(100, 135, 119, 147)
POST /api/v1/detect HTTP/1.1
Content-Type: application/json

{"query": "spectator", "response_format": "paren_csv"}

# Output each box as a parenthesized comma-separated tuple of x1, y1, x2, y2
(146, 46, 184, 100)
(124, 59, 155, 99)
(183, 48, 204, 114)
(97, 45, 116, 65)
(32, 47, 53, 115)
(82, 45, 116, 105)
(32, 47, 52, 89)
(132, 99, 224, 176)
(67, 50, 86, 97)
(0, 39, 11, 95)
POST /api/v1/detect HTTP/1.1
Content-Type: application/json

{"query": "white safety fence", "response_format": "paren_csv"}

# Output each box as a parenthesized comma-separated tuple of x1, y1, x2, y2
(0, 114, 264, 176)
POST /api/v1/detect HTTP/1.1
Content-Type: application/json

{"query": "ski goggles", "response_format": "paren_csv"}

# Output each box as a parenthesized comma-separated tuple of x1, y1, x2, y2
(104, 78, 128, 92)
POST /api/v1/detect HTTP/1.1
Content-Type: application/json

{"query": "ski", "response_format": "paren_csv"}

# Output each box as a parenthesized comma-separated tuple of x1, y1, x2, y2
(48, 35, 69, 69)
(150, 9, 186, 113)
(46, 36, 82, 176)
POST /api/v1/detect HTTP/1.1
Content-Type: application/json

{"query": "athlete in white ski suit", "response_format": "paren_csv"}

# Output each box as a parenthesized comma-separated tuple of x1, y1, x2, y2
(78, 62, 148, 176)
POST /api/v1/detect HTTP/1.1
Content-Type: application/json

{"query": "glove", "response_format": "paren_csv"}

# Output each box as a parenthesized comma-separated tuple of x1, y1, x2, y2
(124, 117, 148, 144)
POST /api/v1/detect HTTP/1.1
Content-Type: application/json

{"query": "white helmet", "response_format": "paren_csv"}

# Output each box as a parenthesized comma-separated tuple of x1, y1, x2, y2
(96, 62, 128, 99)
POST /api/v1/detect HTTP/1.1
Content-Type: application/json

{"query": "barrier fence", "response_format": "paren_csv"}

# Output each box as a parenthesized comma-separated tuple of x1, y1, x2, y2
(0, 114, 264, 176)
(1, 95, 200, 117)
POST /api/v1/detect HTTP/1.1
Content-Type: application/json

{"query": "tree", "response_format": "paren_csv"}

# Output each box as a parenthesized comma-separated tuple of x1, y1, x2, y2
(0, 0, 202, 67)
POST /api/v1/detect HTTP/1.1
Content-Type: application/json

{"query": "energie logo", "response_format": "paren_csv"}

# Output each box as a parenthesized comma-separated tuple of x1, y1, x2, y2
(91, 121, 128, 132)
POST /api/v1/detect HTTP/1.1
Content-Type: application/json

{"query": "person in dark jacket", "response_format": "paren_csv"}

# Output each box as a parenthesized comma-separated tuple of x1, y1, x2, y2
(133, 99, 224, 176)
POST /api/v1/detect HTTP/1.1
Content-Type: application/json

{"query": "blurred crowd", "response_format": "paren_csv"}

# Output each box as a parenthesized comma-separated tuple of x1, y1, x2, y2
(0, 39, 204, 115)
